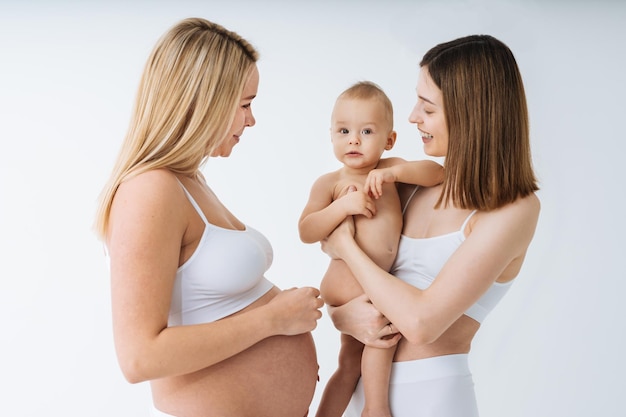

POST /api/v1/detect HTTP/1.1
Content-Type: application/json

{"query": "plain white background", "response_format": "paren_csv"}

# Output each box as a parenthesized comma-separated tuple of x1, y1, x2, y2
(1, 0, 624, 416)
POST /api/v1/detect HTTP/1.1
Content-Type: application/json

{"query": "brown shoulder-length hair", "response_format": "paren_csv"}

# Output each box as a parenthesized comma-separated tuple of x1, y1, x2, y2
(421, 34, 539, 211)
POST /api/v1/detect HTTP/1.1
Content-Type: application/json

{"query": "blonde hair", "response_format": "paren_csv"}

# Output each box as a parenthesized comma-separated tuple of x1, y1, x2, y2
(94, 18, 258, 239)
(421, 35, 538, 211)
(337, 81, 394, 131)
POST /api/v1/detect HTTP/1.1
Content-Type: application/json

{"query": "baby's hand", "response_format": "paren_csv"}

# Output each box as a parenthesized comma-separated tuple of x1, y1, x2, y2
(364, 168, 396, 199)
(339, 187, 376, 218)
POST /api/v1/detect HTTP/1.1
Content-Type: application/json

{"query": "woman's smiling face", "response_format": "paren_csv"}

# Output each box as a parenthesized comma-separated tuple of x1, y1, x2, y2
(409, 67, 448, 158)
(211, 65, 259, 157)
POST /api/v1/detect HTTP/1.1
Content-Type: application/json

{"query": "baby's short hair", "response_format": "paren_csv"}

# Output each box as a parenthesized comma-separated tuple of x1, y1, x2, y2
(338, 81, 394, 130)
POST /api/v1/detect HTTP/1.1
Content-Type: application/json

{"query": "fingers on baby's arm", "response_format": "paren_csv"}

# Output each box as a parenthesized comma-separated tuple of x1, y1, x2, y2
(365, 171, 383, 199)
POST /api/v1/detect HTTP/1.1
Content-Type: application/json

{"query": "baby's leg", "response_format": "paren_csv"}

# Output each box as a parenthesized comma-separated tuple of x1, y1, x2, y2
(316, 261, 366, 417)
(315, 333, 364, 417)
(317, 219, 400, 417)
(361, 344, 397, 417)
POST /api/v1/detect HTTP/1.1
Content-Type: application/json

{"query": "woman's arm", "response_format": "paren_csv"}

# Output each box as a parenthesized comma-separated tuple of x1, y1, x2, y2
(366, 159, 444, 199)
(323, 194, 540, 345)
(108, 170, 323, 383)
(327, 294, 401, 348)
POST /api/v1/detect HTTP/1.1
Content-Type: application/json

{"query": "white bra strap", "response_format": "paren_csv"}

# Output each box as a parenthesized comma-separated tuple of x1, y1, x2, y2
(402, 186, 420, 215)
(460, 210, 478, 234)
(176, 179, 209, 225)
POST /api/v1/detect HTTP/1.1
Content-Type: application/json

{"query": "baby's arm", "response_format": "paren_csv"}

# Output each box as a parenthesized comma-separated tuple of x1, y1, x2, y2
(365, 159, 444, 199)
(299, 174, 376, 244)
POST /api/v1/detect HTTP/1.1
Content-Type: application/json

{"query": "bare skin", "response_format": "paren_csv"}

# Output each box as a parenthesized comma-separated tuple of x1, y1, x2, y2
(326, 181, 540, 363)
(315, 165, 403, 307)
(305, 165, 401, 417)
(108, 170, 320, 417)
(392, 183, 480, 362)
(326, 63, 540, 366)
(300, 158, 441, 417)
(151, 289, 318, 417)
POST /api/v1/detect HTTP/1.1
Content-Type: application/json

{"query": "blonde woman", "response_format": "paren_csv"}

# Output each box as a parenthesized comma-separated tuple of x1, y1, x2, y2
(322, 35, 541, 417)
(94, 18, 322, 417)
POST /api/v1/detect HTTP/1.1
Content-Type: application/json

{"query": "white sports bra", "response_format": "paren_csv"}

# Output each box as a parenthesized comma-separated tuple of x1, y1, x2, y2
(390, 187, 513, 323)
(167, 182, 274, 326)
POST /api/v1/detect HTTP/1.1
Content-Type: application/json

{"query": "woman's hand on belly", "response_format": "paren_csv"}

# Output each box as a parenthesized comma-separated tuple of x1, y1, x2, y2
(152, 287, 321, 417)
(256, 286, 324, 335)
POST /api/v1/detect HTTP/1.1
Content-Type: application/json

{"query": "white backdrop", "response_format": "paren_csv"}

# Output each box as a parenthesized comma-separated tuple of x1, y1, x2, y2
(1, 1, 624, 416)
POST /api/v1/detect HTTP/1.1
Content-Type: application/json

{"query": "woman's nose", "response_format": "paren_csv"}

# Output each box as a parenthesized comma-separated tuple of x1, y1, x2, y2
(246, 111, 256, 127)
(408, 105, 421, 124)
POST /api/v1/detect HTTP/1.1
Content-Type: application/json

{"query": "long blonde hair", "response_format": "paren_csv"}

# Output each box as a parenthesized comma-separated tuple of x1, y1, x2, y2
(94, 18, 258, 239)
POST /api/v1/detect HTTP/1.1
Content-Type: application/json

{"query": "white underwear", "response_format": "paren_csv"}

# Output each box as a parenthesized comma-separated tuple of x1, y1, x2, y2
(345, 353, 479, 417)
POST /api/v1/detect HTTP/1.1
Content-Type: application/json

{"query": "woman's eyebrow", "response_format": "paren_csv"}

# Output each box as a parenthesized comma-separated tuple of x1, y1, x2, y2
(418, 95, 436, 105)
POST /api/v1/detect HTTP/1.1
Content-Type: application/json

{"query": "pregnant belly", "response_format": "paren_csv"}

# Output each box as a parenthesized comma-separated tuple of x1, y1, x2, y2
(151, 293, 319, 417)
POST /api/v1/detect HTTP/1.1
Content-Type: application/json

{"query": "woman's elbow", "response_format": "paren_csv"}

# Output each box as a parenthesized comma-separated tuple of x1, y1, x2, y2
(123, 372, 145, 385)
(117, 350, 153, 384)
(401, 318, 441, 346)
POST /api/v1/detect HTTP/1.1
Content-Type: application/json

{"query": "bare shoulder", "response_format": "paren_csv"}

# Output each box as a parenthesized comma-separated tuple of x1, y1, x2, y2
(471, 192, 540, 251)
(114, 169, 187, 208)
(317, 169, 342, 183)
(310, 169, 342, 191)
(507, 192, 541, 221)
(109, 169, 188, 239)
(478, 193, 539, 225)
(116, 168, 179, 193)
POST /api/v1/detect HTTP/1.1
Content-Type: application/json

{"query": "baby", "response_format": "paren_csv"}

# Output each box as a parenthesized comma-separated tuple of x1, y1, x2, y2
(299, 81, 443, 417)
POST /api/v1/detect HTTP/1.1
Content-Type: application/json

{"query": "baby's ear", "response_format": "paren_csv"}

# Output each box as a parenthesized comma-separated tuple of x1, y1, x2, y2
(385, 130, 397, 150)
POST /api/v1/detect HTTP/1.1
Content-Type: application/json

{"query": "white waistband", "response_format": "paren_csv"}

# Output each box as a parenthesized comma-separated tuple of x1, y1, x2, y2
(390, 354, 471, 384)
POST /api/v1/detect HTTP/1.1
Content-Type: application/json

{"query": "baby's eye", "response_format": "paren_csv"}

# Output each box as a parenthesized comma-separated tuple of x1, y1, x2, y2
(362, 128, 373, 135)
(339, 128, 349, 134)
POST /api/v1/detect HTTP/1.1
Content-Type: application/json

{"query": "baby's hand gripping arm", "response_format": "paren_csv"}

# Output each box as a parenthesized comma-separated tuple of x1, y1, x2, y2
(366, 160, 444, 199)
(299, 178, 375, 243)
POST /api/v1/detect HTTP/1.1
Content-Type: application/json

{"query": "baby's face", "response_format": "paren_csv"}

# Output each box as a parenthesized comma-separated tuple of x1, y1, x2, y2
(330, 98, 394, 171)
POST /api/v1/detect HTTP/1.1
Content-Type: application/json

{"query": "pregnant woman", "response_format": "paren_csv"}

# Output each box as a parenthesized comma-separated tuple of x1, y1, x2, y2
(94, 17, 323, 417)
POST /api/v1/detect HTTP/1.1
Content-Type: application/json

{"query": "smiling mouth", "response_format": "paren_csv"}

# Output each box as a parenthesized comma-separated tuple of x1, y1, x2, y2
(419, 130, 433, 139)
